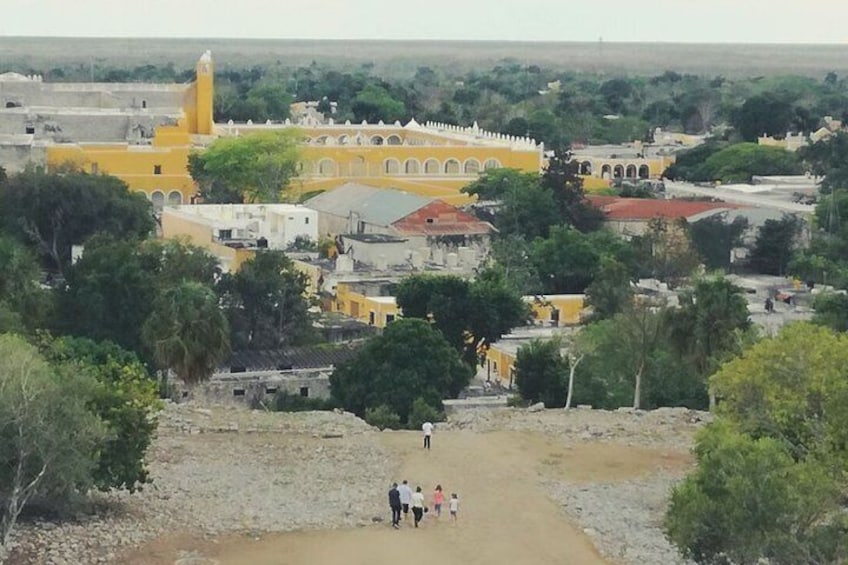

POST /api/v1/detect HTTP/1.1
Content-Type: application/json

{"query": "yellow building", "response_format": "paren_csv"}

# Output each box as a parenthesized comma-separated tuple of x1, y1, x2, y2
(332, 281, 400, 329)
(44, 51, 215, 207)
(524, 294, 586, 326)
(219, 119, 543, 206)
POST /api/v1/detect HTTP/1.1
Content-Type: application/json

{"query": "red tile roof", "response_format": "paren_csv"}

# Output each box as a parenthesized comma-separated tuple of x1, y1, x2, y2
(587, 195, 740, 221)
(391, 200, 494, 236)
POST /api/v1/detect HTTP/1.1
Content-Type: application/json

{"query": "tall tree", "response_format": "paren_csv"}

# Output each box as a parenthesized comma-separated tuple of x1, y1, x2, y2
(330, 319, 472, 423)
(141, 281, 230, 385)
(514, 339, 569, 408)
(218, 250, 313, 350)
(584, 256, 634, 320)
(189, 130, 302, 203)
(540, 148, 605, 233)
(750, 215, 804, 275)
(689, 213, 749, 271)
(0, 169, 154, 273)
(0, 335, 106, 549)
(0, 236, 53, 332)
(732, 93, 795, 142)
(633, 217, 702, 288)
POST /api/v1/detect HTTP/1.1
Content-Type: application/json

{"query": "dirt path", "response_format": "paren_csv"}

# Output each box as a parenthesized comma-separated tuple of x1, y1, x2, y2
(125, 430, 689, 565)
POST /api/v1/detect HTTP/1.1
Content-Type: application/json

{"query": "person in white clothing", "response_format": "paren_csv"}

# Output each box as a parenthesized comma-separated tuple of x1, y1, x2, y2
(411, 486, 426, 527)
(449, 493, 459, 523)
(422, 421, 433, 449)
(398, 480, 413, 521)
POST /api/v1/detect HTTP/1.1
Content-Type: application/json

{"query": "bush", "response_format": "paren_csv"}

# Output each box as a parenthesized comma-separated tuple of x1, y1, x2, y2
(365, 405, 402, 430)
(407, 397, 445, 430)
(514, 339, 568, 408)
(273, 391, 336, 412)
(506, 395, 528, 408)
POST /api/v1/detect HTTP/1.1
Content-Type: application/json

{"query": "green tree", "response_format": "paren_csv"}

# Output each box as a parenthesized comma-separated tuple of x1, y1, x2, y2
(0, 236, 53, 333)
(330, 319, 472, 423)
(0, 169, 154, 273)
(699, 143, 802, 183)
(710, 322, 848, 462)
(218, 250, 314, 350)
(584, 256, 634, 320)
(189, 130, 302, 203)
(689, 213, 749, 271)
(663, 140, 727, 181)
(541, 149, 605, 233)
(799, 131, 848, 194)
(665, 422, 844, 565)
(0, 335, 106, 549)
(532, 227, 634, 294)
(812, 292, 848, 332)
(633, 217, 702, 288)
(732, 93, 795, 142)
(38, 336, 161, 492)
(142, 281, 231, 385)
(514, 339, 569, 408)
(395, 273, 527, 364)
(351, 84, 407, 123)
(750, 214, 804, 275)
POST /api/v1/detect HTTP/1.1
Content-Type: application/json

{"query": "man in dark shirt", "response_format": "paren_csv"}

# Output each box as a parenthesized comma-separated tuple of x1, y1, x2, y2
(388, 483, 402, 529)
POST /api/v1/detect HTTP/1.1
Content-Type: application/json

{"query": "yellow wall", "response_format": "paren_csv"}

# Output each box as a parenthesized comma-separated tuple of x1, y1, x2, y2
(524, 295, 585, 326)
(485, 344, 517, 388)
(332, 283, 400, 328)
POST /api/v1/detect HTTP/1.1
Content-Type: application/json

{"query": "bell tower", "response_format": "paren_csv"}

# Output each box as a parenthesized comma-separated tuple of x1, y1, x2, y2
(195, 50, 214, 135)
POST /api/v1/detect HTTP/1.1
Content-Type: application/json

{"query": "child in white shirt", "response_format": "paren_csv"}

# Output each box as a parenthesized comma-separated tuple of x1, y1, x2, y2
(449, 493, 459, 522)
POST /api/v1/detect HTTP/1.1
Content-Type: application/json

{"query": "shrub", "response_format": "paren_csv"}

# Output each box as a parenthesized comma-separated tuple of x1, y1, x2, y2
(365, 405, 402, 430)
(407, 397, 445, 430)
(273, 391, 335, 412)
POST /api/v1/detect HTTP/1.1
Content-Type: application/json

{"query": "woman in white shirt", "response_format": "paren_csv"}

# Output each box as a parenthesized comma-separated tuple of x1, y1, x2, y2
(411, 486, 426, 527)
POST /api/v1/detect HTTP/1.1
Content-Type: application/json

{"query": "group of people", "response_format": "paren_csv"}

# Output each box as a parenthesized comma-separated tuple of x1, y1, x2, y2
(388, 481, 458, 529)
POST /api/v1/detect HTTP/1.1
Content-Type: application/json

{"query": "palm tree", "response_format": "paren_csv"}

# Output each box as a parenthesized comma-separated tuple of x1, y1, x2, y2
(142, 281, 230, 385)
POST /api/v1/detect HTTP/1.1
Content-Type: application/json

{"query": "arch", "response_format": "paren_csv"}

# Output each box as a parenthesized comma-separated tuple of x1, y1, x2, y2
(350, 156, 367, 177)
(315, 135, 329, 145)
(167, 190, 183, 205)
(369, 135, 384, 145)
(444, 159, 461, 174)
(463, 159, 481, 174)
(613, 165, 624, 179)
(404, 159, 421, 174)
(580, 161, 592, 175)
(150, 190, 165, 211)
(317, 158, 336, 177)
(424, 159, 441, 174)
(601, 164, 612, 179)
(638, 164, 650, 179)
(386, 134, 402, 145)
(304, 137, 314, 145)
(483, 158, 501, 170)
(384, 158, 401, 174)
(337, 134, 349, 145)
(625, 164, 637, 178)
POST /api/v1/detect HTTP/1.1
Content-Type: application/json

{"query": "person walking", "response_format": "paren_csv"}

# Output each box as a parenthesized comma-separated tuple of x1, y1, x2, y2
(432, 485, 445, 518)
(411, 486, 425, 528)
(422, 420, 433, 449)
(388, 483, 402, 529)
(449, 493, 459, 523)
(398, 480, 413, 522)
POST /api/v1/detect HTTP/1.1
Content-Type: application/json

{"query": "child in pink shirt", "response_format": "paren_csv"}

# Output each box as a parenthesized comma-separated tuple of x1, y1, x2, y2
(433, 485, 445, 517)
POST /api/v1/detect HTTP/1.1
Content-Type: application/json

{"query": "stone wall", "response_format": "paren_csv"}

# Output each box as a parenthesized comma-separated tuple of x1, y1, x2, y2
(178, 368, 332, 406)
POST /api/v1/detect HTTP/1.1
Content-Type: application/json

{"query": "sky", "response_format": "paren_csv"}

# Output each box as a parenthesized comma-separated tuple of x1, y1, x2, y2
(3, 0, 848, 44)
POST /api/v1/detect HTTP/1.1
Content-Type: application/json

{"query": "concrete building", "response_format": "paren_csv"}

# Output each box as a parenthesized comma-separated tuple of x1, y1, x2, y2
(587, 195, 740, 238)
(305, 183, 493, 270)
(161, 203, 317, 272)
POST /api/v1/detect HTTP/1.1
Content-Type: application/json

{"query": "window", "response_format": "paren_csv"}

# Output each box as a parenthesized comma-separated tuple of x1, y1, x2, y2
(265, 387, 278, 395)
(304, 217, 310, 224)
(233, 388, 246, 397)
(369, 311, 376, 326)
(300, 386, 309, 398)
(386, 314, 395, 324)
(425, 218, 435, 224)
(218, 229, 232, 240)
(154, 164, 162, 175)
(25, 126, 35, 134)
(141, 100, 147, 109)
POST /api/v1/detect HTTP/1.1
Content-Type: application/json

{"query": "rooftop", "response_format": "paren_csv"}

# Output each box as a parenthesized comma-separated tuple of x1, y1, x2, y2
(588, 195, 739, 221)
